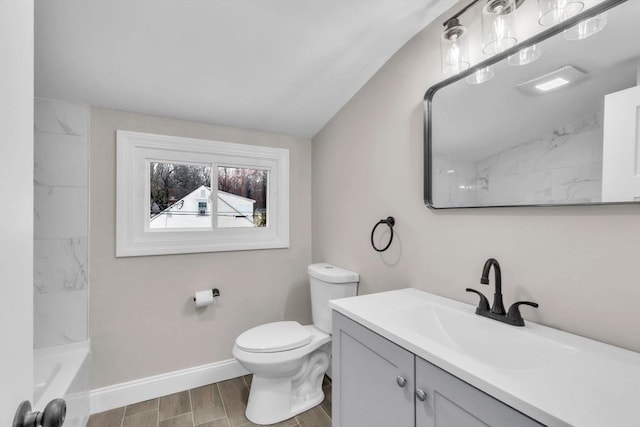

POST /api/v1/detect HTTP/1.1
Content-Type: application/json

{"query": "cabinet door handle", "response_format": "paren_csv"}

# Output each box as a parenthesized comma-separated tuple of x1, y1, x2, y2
(415, 388, 428, 402)
(396, 376, 407, 387)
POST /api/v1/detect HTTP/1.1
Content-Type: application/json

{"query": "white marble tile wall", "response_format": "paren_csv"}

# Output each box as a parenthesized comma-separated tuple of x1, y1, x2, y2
(35, 99, 89, 136)
(34, 238, 88, 293)
(476, 113, 603, 205)
(34, 186, 88, 239)
(35, 132, 88, 187)
(432, 157, 478, 207)
(34, 98, 89, 348)
(34, 290, 89, 348)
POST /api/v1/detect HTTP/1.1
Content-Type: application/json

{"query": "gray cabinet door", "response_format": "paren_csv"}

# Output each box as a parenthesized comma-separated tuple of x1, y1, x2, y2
(415, 357, 544, 427)
(332, 311, 414, 427)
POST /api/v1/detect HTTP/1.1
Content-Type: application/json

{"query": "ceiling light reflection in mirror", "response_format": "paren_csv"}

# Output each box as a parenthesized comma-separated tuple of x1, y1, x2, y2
(563, 12, 608, 40)
(508, 44, 542, 66)
(538, 0, 584, 26)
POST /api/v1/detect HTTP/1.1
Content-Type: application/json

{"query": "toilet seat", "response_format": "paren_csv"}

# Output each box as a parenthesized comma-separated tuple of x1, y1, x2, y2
(236, 321, 312, 353)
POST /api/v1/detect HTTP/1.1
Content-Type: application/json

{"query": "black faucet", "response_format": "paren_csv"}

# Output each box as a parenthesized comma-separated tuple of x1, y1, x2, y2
(466, 258, 539, 327)
(481, 258, 505, 315)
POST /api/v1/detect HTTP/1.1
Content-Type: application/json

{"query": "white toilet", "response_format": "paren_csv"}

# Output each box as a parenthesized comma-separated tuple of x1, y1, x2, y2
(232, 263, 358, 425)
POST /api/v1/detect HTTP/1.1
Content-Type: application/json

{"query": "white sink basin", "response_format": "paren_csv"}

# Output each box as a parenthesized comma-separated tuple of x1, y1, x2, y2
(382, 302, 578, 371)
(330, 288, 640, 427)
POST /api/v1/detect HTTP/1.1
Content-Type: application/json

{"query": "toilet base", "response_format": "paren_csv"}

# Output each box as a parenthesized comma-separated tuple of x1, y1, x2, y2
(245, 345, 330, 425)
(245, 376, 325, 425)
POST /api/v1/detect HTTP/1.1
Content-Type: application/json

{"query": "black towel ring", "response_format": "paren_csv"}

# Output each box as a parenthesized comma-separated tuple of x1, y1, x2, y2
(371, 216, 395, 252)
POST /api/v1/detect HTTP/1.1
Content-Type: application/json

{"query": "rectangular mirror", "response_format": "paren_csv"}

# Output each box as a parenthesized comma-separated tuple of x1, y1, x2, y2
(425, 0, 640, 208)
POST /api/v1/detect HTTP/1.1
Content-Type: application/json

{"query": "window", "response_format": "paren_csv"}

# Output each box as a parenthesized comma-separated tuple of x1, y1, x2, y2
(149, 162, 212, 229)
(198, 201, 207, 216)
(116, 131, 289, 256)
(217, 167, 267, 228)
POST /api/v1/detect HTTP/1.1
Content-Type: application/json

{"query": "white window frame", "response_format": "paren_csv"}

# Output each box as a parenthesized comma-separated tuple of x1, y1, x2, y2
(116, 130, 289, 257)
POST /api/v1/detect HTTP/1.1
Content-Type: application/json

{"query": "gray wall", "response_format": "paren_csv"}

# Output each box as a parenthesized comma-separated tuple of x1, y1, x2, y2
(311, 12, 640, 352)
(90, 108, 312, 388)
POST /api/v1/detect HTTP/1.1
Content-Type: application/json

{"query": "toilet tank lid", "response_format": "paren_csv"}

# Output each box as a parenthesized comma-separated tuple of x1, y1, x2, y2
(308, 263, 359, 283)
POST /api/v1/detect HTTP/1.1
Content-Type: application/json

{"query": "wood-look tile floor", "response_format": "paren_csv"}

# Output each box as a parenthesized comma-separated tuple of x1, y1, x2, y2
(87, 375, 332, 427)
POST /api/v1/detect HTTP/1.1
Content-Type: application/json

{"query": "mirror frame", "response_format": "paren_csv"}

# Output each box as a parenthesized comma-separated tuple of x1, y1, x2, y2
(424, 0, 633, 209)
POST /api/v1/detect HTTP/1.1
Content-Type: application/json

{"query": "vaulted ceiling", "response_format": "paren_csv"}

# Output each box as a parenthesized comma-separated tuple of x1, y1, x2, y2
(35, 0, 455, 138)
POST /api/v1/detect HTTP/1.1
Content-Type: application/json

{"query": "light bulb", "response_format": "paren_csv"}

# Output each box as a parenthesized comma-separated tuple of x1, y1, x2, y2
(538, 0, 584, 26)
(508, 44, 542, 66)
(466, 66, 495, 85)
(482, 0, 517, 55)
(441, 19, 470, 75)
(564, 12, 607, 40)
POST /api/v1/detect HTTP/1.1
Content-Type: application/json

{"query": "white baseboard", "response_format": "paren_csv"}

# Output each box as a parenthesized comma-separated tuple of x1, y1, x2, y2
(89, 358, 248, 414)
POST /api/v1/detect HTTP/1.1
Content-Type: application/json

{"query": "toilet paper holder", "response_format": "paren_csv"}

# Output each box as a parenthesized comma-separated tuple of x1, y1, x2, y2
(193, 288, 221, 302)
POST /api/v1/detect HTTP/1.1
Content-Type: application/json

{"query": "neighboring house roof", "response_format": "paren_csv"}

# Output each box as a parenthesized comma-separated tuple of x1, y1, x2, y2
(150, 185, 256, 228)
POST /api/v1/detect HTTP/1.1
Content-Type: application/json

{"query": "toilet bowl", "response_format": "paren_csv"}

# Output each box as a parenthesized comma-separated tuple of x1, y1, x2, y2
(233, 263, 358, 425)
(233, 323, 330, 424)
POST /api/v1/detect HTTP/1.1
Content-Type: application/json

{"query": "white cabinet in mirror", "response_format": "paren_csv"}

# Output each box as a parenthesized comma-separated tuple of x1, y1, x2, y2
(425, 0, 640, 208)
(116, 130, 289, 256)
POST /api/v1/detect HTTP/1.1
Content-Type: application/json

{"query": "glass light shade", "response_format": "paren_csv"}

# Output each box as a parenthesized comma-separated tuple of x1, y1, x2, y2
(563, 12, 607, 40)
(441, 20, 470, 75)
(538, 0, 584, 26)
(465, 66, 495, 85)
(508, 44, 542, 65)
(482, 0, 518, 55)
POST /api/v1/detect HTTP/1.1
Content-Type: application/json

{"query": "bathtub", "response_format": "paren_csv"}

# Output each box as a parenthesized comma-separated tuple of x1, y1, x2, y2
(34, 341, 90, 427)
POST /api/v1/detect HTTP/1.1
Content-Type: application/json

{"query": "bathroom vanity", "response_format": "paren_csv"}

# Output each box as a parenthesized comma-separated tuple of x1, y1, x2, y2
(330, 289, 640, 427)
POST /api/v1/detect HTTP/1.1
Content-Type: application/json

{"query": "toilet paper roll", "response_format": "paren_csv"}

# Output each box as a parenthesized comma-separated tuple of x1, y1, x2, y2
(194, 290, 214, 307)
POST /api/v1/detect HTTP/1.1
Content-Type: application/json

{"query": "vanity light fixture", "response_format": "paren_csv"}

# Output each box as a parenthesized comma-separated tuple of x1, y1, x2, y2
(440, 0, 525, 76)
(508, 44, 542, 66)
(538, 0, 584, 26)
(482, 0, 518, 55)
(466, 66, 495, 84)
(516, 65, 586, 95)
(441, 18, 471, 75)
(563, 12, 607, 40)
(438, 0, 600, 76)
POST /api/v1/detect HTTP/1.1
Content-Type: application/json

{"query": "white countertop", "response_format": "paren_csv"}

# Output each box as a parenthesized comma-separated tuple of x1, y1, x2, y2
(330, 288, 640, 427)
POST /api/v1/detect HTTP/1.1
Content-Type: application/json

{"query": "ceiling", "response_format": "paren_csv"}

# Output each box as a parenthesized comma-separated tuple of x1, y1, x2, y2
(35, 0, 455, 138)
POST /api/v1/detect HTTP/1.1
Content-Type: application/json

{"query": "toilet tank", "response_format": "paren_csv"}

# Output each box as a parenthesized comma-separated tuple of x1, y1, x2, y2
(308, 263, 359, 334)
